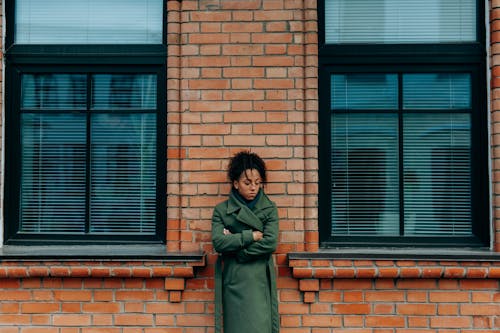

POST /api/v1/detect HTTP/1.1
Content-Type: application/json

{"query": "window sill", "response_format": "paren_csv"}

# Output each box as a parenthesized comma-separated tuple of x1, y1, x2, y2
(287, 248, 500, 303)
(289, 247, 500, 262)
(0, 244, 204, 261)
(0, 245, 206, 302)
(288, 248, 500, 280)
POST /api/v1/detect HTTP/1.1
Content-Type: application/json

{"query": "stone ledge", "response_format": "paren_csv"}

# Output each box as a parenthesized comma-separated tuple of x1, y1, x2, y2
(0, 245, 203, 261)
(0, 245, 206, 302)
(288, 250, 500, 303)
(288, 250, 500, 280)
(288, 248, 500, 262)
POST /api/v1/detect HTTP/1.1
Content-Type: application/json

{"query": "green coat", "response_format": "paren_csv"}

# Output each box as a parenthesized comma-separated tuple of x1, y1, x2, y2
(212, 190, 279, 333)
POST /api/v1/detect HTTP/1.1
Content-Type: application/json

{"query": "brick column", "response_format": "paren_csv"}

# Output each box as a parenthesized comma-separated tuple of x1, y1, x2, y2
(491, 0, 500, 252)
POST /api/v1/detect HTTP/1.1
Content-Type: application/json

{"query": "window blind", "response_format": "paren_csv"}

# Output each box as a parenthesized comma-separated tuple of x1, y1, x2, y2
(403, 113, 472, 235)
(20, 74, 87, 233)
(325, 0, 476, 44)
(402, 73, 472, 236)
(15, 0, 163, 44)
(19, 73, 157, 235)
(20, 113, 87, 233)
(331, 113, 400, 235)
(331, 74, 398, 110)
(403, 73, 471, 110)
(330, 72, 473, 237)
(90, 114, 156, 234)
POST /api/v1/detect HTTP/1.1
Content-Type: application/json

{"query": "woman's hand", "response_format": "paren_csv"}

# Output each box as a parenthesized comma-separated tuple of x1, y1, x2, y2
(223, 228, 262, 241)
(252, 231, 263, 241)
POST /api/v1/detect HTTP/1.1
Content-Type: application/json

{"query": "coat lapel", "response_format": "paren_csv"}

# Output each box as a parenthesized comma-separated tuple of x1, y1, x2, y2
(226, 190, 273, 232)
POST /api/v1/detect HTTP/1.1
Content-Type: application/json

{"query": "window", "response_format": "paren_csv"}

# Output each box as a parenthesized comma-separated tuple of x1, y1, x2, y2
(4, 0, 166, 244)
(319, 0, 488, 247)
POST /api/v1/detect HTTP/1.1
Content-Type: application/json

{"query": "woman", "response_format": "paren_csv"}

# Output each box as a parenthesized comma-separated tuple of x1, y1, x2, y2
(212, 151, 279, 333)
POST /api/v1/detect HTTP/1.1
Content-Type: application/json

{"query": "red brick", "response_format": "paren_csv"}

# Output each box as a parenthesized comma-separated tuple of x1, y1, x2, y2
(333, 304, 370, 315)
(114, 314, 153, 326)
(281, 315, 301, 327)
(318, 291, 341, 303)
(21, 303, 59, 313)
(443, 267, 466, 278)
(438, 304, 459, 315)
(299, 279, 319, 291)
(430, 316, 471, 328)
(460, 304, 500, 315)
(6, 268, 28, 278)
(292, 267, 313, 278)
(169, 290, 182, 302)
(52, 315, 91, 326)
(82, 303, 120, 313)
(303, 291, 316, 303)
(176, 314, 214, 326)
(365, 291, 404, 302)
(366, 316, 405, 327)
(429, 291, 470, 303)
(165, 278, 185, 291)
(333, 268, 356, 278)
(279, 303, 310, 315)
(397, 304, 436, 315)
(302, 315, 342, 327)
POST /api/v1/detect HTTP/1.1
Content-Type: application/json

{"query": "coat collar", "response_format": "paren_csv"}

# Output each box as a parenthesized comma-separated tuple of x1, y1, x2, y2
(226, 188, 273, 214)
(226, 189, 274, 232)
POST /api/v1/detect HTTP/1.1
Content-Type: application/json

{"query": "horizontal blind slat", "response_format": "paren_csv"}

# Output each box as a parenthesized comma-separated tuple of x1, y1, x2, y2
(16, 0, 163, 44)
(20, 113, 87, 233)
(331, 112, 400, 236)
(90, 113, 156, 234)
(325, 0, 476, 44)
(403, 113, 472, 236)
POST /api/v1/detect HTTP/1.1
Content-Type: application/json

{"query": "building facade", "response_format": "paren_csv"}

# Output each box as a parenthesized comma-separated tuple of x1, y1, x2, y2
(0, 0, 499, 332)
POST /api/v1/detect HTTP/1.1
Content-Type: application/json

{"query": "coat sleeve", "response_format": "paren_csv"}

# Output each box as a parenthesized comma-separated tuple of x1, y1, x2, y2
(236, 205, 279, 263)
(212, 205, 255, 254)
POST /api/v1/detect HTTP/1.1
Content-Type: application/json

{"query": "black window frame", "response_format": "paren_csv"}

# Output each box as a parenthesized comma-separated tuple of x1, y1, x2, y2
(3, 0, 167, 245)
(318, 0, 490, 247)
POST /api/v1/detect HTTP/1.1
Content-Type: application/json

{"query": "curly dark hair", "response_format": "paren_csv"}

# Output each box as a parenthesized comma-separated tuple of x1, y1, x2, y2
(227, 150, 267, 183)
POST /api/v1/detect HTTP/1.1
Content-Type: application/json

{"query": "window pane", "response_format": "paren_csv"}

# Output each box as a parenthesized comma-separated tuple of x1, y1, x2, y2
(15, 0, 163, 44)
(331, 113, 399, 235)
(325, 0, 476, 44)
(19, 72, 159, 237)
(21, 74, 86, 110)
(331, 74, 398, 110)
(90, 114, 156, 234)
(403, 73, 471, 109)
(403, 113, 472, 236)
(20, 113, 87, 232)
(92, 74, 157, 110)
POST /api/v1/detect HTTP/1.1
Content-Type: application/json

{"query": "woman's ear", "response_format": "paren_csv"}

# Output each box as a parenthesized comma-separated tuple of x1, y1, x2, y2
(233, 180, 239, 190)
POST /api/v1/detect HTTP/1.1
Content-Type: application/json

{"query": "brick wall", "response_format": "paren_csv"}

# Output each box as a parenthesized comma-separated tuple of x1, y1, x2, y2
(166, 0, 319, 255)
(0, 0, 499, 332)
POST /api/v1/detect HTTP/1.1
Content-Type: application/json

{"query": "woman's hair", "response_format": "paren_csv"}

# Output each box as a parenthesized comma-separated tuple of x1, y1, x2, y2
(227, 150, 267, 183)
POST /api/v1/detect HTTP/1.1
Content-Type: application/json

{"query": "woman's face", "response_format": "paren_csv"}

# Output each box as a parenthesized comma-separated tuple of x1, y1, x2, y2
(233, 168, 262, 201)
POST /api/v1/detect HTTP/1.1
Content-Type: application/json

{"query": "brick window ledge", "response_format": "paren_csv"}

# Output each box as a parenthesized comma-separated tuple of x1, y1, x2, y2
(288, 249, 500, 303)
(0, 245, 206, 303)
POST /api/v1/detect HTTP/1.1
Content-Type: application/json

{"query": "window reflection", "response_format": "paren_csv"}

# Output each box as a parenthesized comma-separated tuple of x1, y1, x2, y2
(21, 74, 86, 110)
(92, 74, 156, 110)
